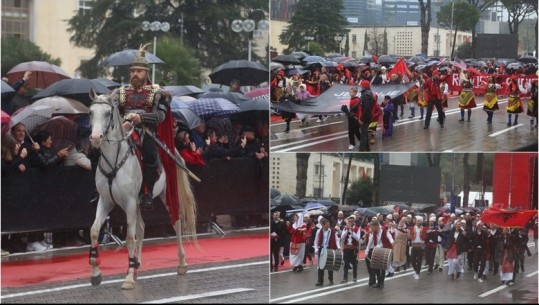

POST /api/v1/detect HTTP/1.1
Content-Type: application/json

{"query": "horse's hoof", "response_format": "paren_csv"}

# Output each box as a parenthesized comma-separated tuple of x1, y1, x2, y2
(121, 281, 135, 290)
(177, 265, 188, 275)
(90, 273, 102, 286)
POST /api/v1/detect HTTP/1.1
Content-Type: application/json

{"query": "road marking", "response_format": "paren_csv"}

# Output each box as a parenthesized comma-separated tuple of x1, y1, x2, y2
(271, 263, 446, 303)
(141, 288, 254, 304)
(271, 99, 510, 152)
(525, 270, 539, 278)
(0, 260, 268, 299)
(489, 124, 524, 137)
(478, 285, 509, 298)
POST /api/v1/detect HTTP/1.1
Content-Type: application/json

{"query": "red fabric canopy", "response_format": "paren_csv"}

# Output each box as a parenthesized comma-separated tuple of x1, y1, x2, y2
(481, 207, 537, 228)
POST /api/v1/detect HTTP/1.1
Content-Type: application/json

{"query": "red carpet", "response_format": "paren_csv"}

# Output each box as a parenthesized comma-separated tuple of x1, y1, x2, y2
(1, 233, 268, 288)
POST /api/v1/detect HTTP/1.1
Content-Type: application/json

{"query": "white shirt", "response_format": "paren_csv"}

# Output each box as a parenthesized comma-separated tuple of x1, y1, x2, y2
(342, 226, 361, 246)
(413, 225, 424, 243)
(314, 228, 340, 253)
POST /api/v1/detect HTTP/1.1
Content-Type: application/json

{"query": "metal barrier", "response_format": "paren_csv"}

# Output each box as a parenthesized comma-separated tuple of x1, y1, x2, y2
(1, 157, 268, 234)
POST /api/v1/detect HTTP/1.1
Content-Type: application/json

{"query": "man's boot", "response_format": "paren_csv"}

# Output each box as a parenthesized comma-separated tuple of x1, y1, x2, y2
(141, 163, 159, 211)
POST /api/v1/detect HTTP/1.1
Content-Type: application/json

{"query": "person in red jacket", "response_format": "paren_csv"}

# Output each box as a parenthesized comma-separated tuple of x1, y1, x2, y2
(422, 69, 446, 129)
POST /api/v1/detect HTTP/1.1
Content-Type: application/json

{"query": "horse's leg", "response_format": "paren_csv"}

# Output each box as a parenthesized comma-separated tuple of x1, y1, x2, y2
(175, 218, 188, 275)
(121, 199, 139, 290)
(134, 208, 145, 275)
(89, 199, 114, 286)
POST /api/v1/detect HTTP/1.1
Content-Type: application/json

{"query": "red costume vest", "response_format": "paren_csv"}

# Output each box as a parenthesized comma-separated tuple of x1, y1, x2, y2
(317, 228, 338, 250)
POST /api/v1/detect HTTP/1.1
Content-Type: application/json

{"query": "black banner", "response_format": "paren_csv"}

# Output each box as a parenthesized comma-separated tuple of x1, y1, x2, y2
(271, 82, 415, 114)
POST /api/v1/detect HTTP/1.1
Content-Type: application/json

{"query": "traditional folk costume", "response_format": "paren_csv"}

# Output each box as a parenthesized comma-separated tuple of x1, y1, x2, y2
(392, 221, 408, 270)
(406, 80, 420, 119)
(340, 217, 361, 283)
(424, 218, 439, 273)
(314, 225, 340, 286)
(496, 231, 516, 285)
(445, 221, 468, 280)
(440, 80, 449, 108)
(382, 224, 395, 276)
(116, 44, 174, 211)
(522, 80, 538, 129)
(506, 78, 524, 126)
(408, 217, 428, 279)
(458, 75, 477, 122)
(483, 80, 501, 123)
(287, 213, 307, 272)
(365, 224, 391, 288)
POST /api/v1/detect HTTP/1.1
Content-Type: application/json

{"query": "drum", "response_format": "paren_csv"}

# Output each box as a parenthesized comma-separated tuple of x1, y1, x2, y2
(370, 247, 392, 270)
(318, 248, 343, 271)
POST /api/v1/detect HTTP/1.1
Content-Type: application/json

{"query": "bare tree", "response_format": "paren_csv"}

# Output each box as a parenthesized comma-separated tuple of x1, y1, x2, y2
(296, 153, 310, 198)
(418, 0, 432, 56)
(368, 27, 384, 56)
(372, 153, 381, 206)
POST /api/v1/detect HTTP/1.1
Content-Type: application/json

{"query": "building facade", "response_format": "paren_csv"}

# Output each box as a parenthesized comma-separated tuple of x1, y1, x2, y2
(2, 0, 95, 78)
(271, 153, 374, 201)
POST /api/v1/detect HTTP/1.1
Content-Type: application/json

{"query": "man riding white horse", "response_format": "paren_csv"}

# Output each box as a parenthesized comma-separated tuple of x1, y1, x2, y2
(117, 44, 171, 211)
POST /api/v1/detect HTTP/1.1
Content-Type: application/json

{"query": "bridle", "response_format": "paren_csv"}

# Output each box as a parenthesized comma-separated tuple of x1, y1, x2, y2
(90, 97, 135, 206)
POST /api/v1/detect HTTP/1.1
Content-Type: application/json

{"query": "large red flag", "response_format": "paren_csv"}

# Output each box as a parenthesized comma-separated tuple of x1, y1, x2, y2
(481, 208, 537, 228)
(389, 57, 411, 80)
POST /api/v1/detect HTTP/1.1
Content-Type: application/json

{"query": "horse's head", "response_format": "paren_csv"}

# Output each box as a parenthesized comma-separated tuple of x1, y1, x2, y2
(88, 88, 119, 148)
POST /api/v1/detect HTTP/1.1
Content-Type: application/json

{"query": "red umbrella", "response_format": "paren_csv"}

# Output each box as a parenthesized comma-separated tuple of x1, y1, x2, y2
(481, 207, 537, 228)
(1, 110, 10, 136)
(6, 61, 71, 89)
(31, 116, 78, 153)
(245, 87, 269, 99)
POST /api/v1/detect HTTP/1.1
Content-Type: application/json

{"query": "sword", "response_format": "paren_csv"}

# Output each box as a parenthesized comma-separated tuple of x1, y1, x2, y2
(143, 129, 201, 182)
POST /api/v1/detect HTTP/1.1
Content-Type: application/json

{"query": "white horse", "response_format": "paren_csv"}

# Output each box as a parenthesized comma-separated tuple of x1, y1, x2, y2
(88, 89, 197, 290)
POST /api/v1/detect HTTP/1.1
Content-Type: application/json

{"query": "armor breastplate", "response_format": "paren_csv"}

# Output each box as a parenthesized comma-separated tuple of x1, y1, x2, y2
(119, 85, 160, 113)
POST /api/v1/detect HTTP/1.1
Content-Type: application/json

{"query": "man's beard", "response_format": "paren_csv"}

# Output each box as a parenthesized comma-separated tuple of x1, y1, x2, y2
(130, 76, 146, 88)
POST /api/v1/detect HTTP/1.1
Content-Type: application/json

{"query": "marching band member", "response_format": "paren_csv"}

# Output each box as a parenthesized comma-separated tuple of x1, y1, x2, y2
(314, 218, 340, 286)
(340, 215, 361, 283)
(425, 216, 439, 273)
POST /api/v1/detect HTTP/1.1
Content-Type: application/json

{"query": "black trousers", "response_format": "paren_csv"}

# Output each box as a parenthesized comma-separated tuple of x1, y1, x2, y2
(424, 99, 444, 127)
(140, 134, 158, 166)
(366, 249, 385, 285)
(410, 246, 424, 275)
(359, 121, 370, 151)
(347, 117, 361, 146)
(342, 249, 358, 280)
(270, 238, 280, 270)
(425, 246, 437, 271)
(473, 248, 486, 277)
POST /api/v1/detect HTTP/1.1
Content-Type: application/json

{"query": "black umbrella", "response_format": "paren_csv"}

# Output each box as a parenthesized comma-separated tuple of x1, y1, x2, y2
(290, 51, 310, 60)
(356, 207, 377, 218)
(272, 54, 301, 65)
(32, 79, 111, 106)
(198, 91, 249, 105)
(209, 60, 269, 86)
(274, 194, 299, 206)
(97, 49, 164, 67)
(378, 55, 399, 65)
(164, 85, 205, 97)
(171, 108, 203, 130)
(92, 78, 121, 89)
(517, 55, 537, 64)
(238, 97, 269, 112)
(270, 188, 281, 199)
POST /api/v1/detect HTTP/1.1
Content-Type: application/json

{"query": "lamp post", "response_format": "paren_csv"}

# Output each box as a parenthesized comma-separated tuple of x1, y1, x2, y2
(141, 20, 170, 84)
(449, 0, 455, 58)
(304, 36, 314, 51)
(231, 9, 269, 61)
(178, 13, 184, 47)
(334, 35, 343, 54)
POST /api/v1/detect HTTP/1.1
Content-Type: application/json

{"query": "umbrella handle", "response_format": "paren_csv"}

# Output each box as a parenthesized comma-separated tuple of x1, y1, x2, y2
(26, 131, 35, 144)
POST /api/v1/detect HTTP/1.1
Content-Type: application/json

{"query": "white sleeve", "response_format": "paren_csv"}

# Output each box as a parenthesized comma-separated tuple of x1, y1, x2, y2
(314, 231, 320, 253)
(352, 229, 361, 242)
(335, 232, 341, 249)
(387, 231, 394, 244)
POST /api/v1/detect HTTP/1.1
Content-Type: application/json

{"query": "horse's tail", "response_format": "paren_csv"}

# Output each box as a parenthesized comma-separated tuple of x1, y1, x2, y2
(175, 153, 198, 246)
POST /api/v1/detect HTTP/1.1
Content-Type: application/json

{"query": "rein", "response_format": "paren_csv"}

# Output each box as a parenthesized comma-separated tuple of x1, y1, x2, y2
(92, 100, 135, 206)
